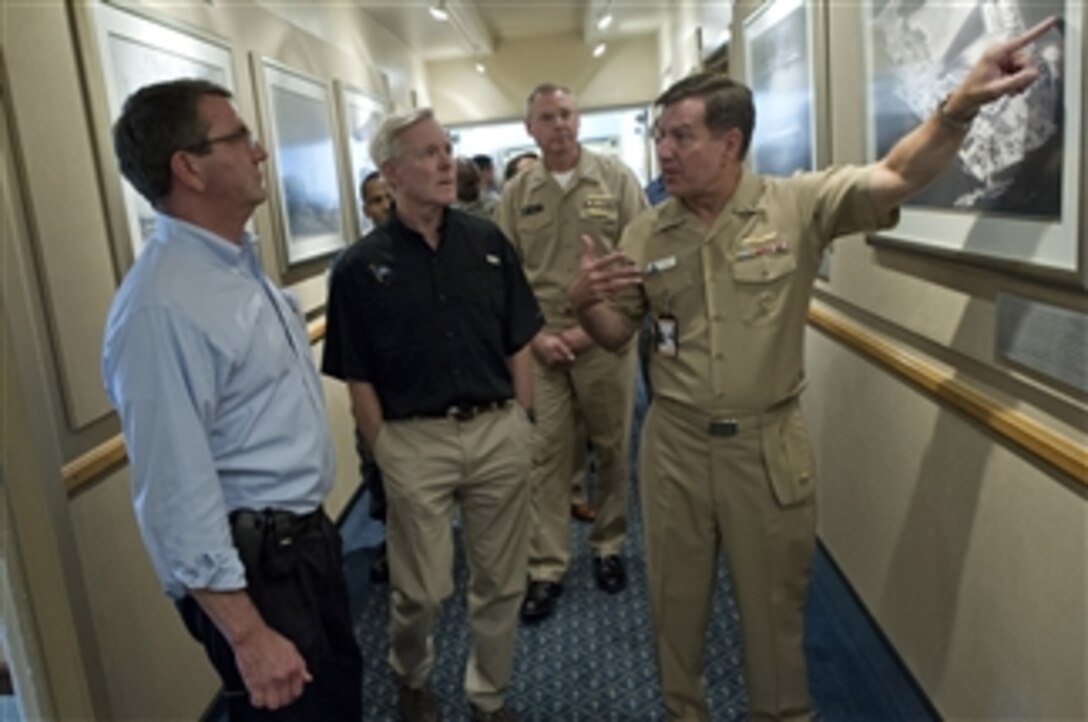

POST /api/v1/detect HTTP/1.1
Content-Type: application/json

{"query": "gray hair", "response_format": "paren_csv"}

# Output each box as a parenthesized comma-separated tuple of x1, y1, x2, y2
(525, 83, 574, 118)
(369, 108, 435, 167)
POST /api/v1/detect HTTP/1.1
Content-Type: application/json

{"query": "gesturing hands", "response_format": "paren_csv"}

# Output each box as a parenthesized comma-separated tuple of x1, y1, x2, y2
(945, 16, 1058, 117)
(570, 234, 642, 313)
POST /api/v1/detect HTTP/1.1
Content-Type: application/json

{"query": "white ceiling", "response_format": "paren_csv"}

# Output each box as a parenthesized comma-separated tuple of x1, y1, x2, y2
(356, 0, 670, 61)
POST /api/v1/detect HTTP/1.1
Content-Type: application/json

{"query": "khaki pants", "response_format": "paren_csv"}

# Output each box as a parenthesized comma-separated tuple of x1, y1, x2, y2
(570, 411, 589, 505)
(529, 344, 637, 581)
(640, 398, 816, 722)
(374, 404, 532, 711)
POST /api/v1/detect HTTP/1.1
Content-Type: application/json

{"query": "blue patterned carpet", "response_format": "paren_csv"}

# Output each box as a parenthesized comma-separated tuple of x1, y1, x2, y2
(344, 488, 935, 722)
(348, 499, 747, 721)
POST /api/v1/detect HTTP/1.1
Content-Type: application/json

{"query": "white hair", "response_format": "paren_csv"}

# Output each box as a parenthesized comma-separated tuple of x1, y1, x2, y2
(369, 108, 435, 167)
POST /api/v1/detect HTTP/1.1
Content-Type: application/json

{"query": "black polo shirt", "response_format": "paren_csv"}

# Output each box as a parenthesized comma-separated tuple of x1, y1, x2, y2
(322, 207, 543, 420)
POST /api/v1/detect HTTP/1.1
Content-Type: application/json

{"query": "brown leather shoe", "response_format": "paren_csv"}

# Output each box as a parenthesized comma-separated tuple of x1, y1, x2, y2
(570, 502, 596, 523)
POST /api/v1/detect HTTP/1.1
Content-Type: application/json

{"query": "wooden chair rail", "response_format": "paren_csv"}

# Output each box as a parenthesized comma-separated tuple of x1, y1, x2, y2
(808, 305, 1087, 486)
(63, 318, 327, 496)
(64, 311, 1086, 494)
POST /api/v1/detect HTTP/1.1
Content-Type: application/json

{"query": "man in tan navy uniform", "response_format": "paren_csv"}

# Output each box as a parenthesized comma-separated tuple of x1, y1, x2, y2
(570, 20, 1056, 721)
(499, 83, 647, 622)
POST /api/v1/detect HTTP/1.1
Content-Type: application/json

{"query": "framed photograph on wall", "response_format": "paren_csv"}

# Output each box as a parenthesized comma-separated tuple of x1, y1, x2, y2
(863, 0, 1084, 284)
(89, 3, 236, 263)
(257, 59, 346, 267)
(335, 81, 386, 239)
(743, 0, 832, 278)
(743, 0, 817, 177)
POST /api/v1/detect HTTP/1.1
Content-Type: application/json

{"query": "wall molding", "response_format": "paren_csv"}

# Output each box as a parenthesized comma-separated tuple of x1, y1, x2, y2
(808, 305, 1087, 486)
(63, 317, 327, 496)
(66, 309, 1088, 494)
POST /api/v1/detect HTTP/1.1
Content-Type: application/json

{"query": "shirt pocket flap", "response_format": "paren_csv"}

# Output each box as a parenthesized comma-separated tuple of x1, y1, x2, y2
(516, 211, 553, 235)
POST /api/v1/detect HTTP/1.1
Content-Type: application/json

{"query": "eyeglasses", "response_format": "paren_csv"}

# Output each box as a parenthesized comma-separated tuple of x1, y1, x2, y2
(184, 125, 257, 154)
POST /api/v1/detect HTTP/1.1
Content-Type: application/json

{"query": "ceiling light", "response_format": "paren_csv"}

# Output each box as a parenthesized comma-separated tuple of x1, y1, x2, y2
(593, 43, 606, 58)
(475, 62, 486, 74)
(596, 12, 613, 31)
(429, 2, 449, 21)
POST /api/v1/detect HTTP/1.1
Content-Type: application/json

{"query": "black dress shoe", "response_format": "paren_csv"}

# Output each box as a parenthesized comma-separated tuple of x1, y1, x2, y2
(469, 703, 518, 721)
(369, 543, 389, 584)
(594, 555, 626, 594)
(520, 580, 562, 623)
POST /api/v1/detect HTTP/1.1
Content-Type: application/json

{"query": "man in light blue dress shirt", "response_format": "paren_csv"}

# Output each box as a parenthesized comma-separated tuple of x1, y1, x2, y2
(101, 79, 361, 720)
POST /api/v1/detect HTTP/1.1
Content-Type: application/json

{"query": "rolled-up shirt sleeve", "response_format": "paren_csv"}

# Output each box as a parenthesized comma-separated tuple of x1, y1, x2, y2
(103, 306, 245, 599)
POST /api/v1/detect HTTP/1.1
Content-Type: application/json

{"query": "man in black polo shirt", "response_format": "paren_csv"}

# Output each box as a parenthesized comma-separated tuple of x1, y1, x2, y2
(323, 108, 542, 722)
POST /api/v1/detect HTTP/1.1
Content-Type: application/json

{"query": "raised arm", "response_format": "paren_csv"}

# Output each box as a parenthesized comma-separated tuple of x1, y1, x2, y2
(869, 16, 1057, 217)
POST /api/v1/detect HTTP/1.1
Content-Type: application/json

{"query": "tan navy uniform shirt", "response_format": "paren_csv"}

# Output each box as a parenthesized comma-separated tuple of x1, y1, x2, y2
(499, 147, 647, 333)
(619, 165, 898, 414)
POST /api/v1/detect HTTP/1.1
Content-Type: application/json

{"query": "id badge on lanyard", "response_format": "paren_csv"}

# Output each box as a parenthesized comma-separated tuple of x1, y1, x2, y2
(655, 313, 678, 357)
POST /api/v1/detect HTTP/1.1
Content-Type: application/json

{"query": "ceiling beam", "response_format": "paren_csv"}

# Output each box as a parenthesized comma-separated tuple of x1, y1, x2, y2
(581, 0, 610, 45)
(448, 0, 495, 56)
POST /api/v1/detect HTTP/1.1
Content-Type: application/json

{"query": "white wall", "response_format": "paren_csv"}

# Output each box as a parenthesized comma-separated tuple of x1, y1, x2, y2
(723, 0, 1088, 716)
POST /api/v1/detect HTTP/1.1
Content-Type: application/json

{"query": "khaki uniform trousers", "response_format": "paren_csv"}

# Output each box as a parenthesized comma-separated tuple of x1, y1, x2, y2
(529, 343, 637, 581)
(640, 398, 816, 722)
(374, 404, 532, 711)
(570, 412, 590, 506)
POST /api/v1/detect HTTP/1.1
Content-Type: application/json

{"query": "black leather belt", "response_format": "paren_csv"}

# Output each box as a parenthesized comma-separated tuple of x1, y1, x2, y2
(443, 399, 510, 421)
(229, 507, 323, 532)
(707, 419, 739, 437)
(657, 395, 797, 439)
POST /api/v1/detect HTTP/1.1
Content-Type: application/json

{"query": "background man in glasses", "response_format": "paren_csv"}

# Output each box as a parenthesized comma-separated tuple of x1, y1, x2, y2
(102, 78, 362, 720)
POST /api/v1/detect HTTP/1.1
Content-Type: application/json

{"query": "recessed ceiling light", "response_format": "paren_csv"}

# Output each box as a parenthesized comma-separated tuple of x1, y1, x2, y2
(475, 62, 486, 74)
(593, 43, 606, 58)
(429, 3, 449, 21)
(596, 12, 613, 31)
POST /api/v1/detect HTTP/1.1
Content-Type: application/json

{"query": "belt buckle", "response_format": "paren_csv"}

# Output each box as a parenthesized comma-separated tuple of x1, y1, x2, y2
(448, 404, 475, 421)
(708, 419, 738, 437)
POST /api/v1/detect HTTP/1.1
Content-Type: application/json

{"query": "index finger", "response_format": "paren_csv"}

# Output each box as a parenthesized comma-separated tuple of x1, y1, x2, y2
(581, 233, 601, 259)
(1000, 16, 1057, 53)
(591, 250, 636, 268)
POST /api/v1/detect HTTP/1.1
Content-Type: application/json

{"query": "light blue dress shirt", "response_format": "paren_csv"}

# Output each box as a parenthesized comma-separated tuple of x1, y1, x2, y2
(102, 215, 334, 599)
